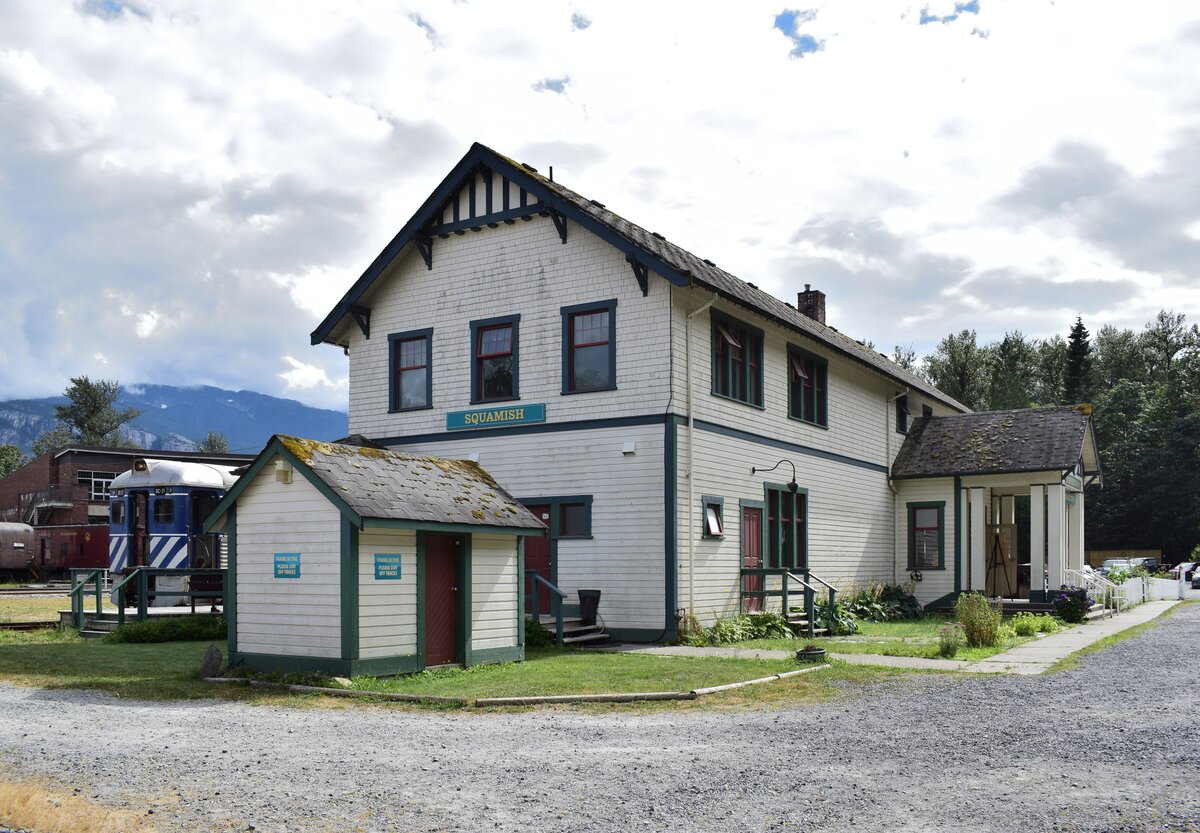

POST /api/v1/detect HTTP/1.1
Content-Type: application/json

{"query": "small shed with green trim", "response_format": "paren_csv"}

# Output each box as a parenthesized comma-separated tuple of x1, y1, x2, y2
(203, 435, 547, 676)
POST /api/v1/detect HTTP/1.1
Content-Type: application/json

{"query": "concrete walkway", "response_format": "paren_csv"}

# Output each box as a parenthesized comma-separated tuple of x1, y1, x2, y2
(596, 600, 1180, 675)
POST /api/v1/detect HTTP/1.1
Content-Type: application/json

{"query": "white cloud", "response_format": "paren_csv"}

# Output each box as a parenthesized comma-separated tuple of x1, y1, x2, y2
(0, 0, 1197, 409)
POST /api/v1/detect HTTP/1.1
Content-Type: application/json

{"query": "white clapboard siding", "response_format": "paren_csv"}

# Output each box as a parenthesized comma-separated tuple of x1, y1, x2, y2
(668, 286, 953, 468)
(358, 529, 418, 659)
(235, 456, 342, 658)
(680, 428, 898, 625)
(471, 535, 519, 651)
(399, 423, 666, 631)
(346, 218, 673, 439)
(894, 478, 957, 605)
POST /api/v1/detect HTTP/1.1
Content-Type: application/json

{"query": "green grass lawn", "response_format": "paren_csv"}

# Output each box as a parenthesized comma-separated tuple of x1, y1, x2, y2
(0, 627, 921, 709)
(733, 615, 1048, 662)
(0, 596, 111, 623)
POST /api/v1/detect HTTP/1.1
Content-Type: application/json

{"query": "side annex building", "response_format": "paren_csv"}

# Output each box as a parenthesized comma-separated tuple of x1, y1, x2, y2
(310, 142, 1101, 642)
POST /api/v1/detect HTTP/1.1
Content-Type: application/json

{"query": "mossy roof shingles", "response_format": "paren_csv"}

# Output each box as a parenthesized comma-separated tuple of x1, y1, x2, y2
(277, 435, 546, 530)
(891, 406, 1101, 480)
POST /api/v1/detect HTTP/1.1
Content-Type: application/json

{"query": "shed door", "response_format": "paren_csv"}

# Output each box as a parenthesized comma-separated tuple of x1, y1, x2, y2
(522, 504, 552, 615)
(742, 506, 763, 613)
(424, 534, 459, 666)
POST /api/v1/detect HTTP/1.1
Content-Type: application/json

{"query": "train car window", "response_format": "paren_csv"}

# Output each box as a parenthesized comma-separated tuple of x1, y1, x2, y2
(110, 501, 125, 525)
(153, 498, 175, 525)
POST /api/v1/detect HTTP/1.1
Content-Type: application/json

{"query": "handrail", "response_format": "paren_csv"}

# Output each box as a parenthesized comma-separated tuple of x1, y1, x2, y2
(524, 570, 567, 646)
(782, 570, 838, 638)
(69, 568, 105, 630)
(1065, 568, 1121, 617)
(112, 568, 227, 627)
(806, 572, 837, 592)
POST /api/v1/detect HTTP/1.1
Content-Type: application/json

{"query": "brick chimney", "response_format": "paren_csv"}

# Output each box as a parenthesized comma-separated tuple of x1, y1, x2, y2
(797, 284, 826, 325)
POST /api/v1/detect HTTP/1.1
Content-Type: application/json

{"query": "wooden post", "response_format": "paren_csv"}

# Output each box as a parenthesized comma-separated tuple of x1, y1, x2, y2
(1046, 483, 1066, 593)
(969, 488, 986, 592)
(1029, 485, 1045, 601)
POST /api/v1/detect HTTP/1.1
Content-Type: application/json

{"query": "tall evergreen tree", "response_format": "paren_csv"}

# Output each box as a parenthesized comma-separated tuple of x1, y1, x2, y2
(1032, 336, 1067, 405)
(987, 331, 1035, 410)
(1064, 316, 1093, 404)
(32, 377, 141, 452)
(924, 330, 991, 411)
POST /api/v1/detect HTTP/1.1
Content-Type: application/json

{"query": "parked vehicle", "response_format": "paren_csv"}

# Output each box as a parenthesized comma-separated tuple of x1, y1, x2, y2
(1192, 571, 1200, 590)
(1168, 561, 1198, 581)
(1130, 556, 1160, 573)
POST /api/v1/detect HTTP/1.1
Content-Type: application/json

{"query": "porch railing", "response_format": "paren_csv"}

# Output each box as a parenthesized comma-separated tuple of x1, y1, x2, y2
(524, 570, 566, 646)
(111, 568, 227, 627)
(740, 568, 838, 638)
(69, 568, 108, 630)
(1065, 568, 1121, 617)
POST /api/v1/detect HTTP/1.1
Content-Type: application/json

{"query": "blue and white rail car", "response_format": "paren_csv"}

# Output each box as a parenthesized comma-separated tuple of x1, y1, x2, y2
(108, 458, 239, 575)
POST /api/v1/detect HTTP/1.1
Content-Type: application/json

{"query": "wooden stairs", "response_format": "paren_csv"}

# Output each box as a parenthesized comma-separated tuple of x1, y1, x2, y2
(785, 611, 830, 637)
(533, 614, 611, 646)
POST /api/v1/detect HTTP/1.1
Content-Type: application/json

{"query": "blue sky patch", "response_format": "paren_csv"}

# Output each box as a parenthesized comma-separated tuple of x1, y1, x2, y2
(920, 1, 980, 25)
(81, 0, 147, 20)
(774, 9, 824, 57)
(571, 13, 591, 31)
(533, 76, 570, 94)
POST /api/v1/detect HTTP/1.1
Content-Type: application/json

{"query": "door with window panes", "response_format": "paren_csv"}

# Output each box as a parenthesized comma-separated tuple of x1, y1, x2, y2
(765, 486, 806, 578)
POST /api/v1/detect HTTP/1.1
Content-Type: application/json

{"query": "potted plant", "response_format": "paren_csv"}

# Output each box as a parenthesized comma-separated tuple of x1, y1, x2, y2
(795, 642, 827, 662)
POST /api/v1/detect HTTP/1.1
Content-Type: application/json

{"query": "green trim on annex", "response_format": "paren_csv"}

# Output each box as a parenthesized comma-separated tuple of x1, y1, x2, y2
(663, 416, 678, 642)
(340, 516, 360, 661)
(458, 535, 473, 665)
(228, 651, 422, 678)
(225, 505, 237, 655)
(415, 532, 427, 669)
(906, 500, 947, 571)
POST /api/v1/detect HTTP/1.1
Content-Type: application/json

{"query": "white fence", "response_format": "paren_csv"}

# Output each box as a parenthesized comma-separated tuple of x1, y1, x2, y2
(1145, 576, 1200, 601)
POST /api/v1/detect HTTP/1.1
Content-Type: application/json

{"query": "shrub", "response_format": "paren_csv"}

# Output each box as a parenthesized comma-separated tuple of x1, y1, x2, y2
(106, 615, 226, 644)
(1012, 611, 1062, 636)
(694, 611, 795, 645)
(1052, 586, 1094, 624)
(878, 584, 924, 620)
(814, 598, 860, 635)
(937, 623, 965, 658)
(1106, 567, 1131, 585)
(954, 592, 1003, 647)
(841, 583, 923, 622)
(524, 620, 556, 649)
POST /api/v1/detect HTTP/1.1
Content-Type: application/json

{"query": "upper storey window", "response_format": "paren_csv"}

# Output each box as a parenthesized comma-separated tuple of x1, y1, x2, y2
(787, 346, 828, 427)
(562, 300, 617, 394)
(711, 312, 763, 407)
(388, 329, 432, 412)
(471, 315, 520, 403)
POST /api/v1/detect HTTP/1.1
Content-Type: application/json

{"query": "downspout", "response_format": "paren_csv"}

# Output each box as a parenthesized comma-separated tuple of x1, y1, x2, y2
(885, 389, 909, 584)
(685, 293, 719, 616)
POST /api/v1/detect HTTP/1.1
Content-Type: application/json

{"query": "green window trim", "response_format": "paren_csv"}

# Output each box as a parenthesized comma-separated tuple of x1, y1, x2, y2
(895, 394, 911, 434)
(787, 345, 829, 427)
(711, 310, 764, 408)
(907, 500, 946, 571)
(388, 327, 434, 413)
(764, 482, 808, 570)
(700, 495, 725, 539)
(469, 314, 520, 405)
(560, 299, 618, 395)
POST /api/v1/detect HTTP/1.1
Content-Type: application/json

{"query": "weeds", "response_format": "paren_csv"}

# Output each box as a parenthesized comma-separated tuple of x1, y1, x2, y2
(954, 592, 1003, 647)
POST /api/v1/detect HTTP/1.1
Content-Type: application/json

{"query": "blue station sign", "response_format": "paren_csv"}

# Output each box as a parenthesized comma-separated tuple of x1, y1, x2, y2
(273, 552, 301, 579)
(447, 403, 546, 431)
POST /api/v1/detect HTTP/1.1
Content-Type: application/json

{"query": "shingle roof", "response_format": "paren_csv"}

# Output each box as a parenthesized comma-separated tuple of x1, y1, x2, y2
(890, 406, 1101, 480)
(312, 143, 967, 412)
(277, 436, 546, 530)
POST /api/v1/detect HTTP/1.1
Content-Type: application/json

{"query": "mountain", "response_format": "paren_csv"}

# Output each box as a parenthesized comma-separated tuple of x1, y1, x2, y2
(0, 384, 348, 456)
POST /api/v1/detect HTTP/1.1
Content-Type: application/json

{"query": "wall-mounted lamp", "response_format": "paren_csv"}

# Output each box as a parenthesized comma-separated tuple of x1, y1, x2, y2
(275, 458, 293, 484)
(750, 459, 799, 493)
(622, 441, 637, 456)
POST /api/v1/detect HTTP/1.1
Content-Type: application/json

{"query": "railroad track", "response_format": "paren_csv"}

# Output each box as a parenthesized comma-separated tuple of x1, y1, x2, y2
(0, 620, 59, 631)
(0, 586, 72, 596)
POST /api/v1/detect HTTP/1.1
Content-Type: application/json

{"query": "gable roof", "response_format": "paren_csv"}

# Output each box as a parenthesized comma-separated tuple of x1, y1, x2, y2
(204, 435, 547, 536)
(890, 405, 1103, 482)
(312, 142, 967, 412)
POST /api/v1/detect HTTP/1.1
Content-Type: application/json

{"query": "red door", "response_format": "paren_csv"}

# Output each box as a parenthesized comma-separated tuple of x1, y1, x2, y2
(522, 504, 552, 615)
(424, 534, 459, 666)
(742, 506, 763, 612)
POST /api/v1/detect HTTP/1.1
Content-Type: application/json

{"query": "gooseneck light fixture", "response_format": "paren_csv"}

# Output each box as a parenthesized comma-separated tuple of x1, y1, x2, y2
(750, 459, 799, 493)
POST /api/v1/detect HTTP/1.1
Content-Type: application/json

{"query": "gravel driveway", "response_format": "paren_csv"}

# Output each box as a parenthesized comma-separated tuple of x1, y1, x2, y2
(2, 605, 1198, 833)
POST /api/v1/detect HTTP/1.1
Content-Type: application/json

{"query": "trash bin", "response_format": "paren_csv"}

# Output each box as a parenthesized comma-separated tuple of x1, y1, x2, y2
(577, 589, 602, 626)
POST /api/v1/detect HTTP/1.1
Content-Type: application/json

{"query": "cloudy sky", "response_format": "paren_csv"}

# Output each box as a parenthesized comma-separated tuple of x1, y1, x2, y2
(1, 1, 1197, 411)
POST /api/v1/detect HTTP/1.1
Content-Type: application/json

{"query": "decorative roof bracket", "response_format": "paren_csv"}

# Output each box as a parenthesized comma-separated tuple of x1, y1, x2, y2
(549, 208, 568, 244)
(350, 305, 371, 339)
(415, 233, 433, 270)
(627, 255, 649, 296)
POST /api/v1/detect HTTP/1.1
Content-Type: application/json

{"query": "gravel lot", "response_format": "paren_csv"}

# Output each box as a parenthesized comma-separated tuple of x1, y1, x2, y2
(2, 605, 1198, 833)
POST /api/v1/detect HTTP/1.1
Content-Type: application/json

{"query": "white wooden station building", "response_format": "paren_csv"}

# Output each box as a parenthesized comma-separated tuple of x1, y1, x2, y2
(299, 142, 1102, 642)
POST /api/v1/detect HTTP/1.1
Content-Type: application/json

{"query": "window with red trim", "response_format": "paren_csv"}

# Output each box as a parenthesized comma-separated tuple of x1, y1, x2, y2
(476, 323, 514, 401)
(712, 315, 763, 406)
(393, 335, 429, 410)
(568, 308, 612, 391)
(788, 346, 828, 426)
